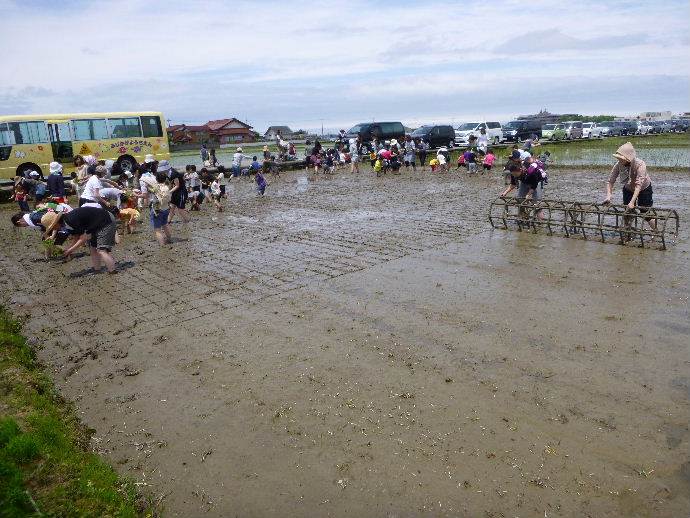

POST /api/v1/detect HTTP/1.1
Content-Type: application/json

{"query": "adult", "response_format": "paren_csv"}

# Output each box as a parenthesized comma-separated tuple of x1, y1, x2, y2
(416, 138, 429, 171)
(44, 205, 119, 273)
(403, 135, 417, 171)
(477, 128, 489, 153)
(501, 162, 542, 201)
(46, 161, 66, 202)
(337, 129, 347, 146)
(79, 165, 108, 207)
(19, 171, 47, 206)
(168, 163, 190, 224)
(73, 155, 88, 181)
(138, 156, 157, 208)
(349, 136, 361, 173)
(523, 134, 540, 153)
(200, 144, 210, 163)
(232, 147, 250, 177)
(604, 142, 656, 231)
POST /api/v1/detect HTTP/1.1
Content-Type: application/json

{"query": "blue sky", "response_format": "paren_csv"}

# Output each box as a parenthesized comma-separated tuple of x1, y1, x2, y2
(0, 0, 688, 133)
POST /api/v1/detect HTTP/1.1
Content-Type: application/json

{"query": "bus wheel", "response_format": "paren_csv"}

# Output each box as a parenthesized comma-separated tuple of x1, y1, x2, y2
(17, 163, 43, 178)
(116, 155, 138, 174)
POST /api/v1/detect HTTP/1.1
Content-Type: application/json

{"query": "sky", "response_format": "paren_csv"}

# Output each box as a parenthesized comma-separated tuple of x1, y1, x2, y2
(1, 0, 689, 134)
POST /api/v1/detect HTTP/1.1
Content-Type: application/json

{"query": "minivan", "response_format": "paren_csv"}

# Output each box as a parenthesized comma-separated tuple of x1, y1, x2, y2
(345, 121, 405, 143)
(562, 121, 583, 139)
(454, 121, 503, 145)
(410, 125, 455, 148)
(502, 120, 542, 142)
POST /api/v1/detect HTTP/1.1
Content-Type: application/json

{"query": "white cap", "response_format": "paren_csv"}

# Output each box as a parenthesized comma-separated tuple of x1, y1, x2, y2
(144, 154, 155, 163)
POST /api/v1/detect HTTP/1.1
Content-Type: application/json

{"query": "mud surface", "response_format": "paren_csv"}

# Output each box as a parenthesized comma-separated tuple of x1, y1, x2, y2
(1, 167, 689, 517)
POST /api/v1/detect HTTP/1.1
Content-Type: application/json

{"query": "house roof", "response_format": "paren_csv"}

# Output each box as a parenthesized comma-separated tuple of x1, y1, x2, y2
(206, 118, 252, 131)
(264, 125, 292, 134)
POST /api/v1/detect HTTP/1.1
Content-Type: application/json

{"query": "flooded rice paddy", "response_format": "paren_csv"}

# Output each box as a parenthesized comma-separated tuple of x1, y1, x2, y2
(169, 133, 690, 170)
(1, 165, 689, 517)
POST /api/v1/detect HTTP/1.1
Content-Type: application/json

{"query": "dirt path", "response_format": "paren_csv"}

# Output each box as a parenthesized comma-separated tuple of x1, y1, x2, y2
(1, 167, 688, 517)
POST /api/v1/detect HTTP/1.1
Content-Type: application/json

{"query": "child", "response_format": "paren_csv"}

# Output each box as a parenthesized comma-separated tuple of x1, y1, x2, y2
(456, 153, 466, 170)
(374, 157, 383, 177)
(11, 183, 30, 212)
(483, 149, 496, 173)
(69, 172, 81, 200)
(464, 148, 477, 174)
(436, 147, 449, 172)
(429, 157, 440, 172)
(250, 156, 261, 174)
(325, 151, 335, 174)
(187, 187, 202, 211)
(210, 178, 223, 211)
(255, 169, 267, 195)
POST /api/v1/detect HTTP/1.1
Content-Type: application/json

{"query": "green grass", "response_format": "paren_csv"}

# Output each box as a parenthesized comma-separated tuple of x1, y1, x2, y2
(0, 306, 149, 517)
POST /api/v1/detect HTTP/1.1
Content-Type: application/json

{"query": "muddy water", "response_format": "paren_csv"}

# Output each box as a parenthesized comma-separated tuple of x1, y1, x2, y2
(1, 166, 689, 517)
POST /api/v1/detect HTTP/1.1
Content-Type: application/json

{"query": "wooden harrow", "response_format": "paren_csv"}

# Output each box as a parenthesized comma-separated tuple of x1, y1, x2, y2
(488, 197, 679, 250)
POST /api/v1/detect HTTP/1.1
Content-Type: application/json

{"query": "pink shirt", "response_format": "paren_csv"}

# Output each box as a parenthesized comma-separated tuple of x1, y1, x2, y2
(483, 153, 496, 166)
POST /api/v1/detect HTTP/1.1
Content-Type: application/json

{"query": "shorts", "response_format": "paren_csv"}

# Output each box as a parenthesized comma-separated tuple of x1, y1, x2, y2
(468, 163, 478, 173)
(517, 182, 541, 201)
(220, 185, 226, 196)
(483, 164, 492, 170)
(351, 154, 359, 163)
(623, 185, 653, 210)
(89, 213, 117, 251)
(232, 165, 241, 177)
(17, 200, 30, 212)
(171, 190, 187, 209)
(150, 208, 170, 229)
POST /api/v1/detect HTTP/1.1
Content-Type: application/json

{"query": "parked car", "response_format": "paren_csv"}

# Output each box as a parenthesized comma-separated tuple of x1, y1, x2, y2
(659, 120, 674, 133)
(562, 121, 584, 139)
(636, 121, 652, 135)
(670, 119, 690, 132)
(541, 123, 567, 141)
(345, 121, 405, 143)
(501, 120, 542, 142)
(582, 122, 603, 138)
(598, 121, 619, 137)
(454, 121, 503, 146)
(620, 121, 639, 135)
(411, 125, 455, 149)
(649, 120, 665, 134)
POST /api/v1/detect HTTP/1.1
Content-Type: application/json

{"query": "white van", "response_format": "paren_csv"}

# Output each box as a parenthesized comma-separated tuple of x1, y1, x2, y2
(454, 121, 503, 146)
(582, 122, 603, 139)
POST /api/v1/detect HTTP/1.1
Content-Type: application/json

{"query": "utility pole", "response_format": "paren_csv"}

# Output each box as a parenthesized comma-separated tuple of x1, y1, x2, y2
(320, 119, 324, 136)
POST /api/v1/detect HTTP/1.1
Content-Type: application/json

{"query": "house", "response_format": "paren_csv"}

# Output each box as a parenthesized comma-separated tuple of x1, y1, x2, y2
(206, 118, 256, 144)
(168, 124, 209, 144)
(264, 126, 293, 140)
(168, 118, 256, 145)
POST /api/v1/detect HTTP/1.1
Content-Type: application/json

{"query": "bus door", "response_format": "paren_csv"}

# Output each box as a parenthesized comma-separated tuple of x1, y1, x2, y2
(47, 121, 74, 164)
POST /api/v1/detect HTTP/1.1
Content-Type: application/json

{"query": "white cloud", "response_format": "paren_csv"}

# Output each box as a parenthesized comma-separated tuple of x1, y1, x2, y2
(0, 0, 688, 131)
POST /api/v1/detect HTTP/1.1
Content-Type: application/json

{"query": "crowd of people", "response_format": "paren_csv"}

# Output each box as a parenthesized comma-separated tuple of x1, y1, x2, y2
(8, 133, 654, 274)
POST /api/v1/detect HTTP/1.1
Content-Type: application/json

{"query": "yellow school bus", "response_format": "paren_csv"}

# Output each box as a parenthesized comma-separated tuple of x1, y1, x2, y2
(0, 111, 170, 179)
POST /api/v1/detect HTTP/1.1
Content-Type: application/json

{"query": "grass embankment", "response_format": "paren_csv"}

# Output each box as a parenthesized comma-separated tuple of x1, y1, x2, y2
(0, 306, 146, 517)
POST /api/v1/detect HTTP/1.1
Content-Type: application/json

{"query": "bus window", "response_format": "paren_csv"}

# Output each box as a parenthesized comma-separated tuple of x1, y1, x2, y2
(108, 117, 142, 138)
(0, 123, 14, 145)
(72, 119, 108, 141)
(6, 121, 49, 144)
(141, 116, 163, 137)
